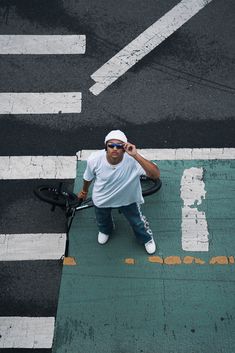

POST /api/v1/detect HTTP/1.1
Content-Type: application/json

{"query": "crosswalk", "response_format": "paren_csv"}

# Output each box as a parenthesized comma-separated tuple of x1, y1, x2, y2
(0, 154, 77, 349)
(0, 31, 85, 350)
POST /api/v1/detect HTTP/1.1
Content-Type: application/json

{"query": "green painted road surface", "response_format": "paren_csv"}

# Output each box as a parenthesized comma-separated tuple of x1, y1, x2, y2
(53, 159, 235, 353)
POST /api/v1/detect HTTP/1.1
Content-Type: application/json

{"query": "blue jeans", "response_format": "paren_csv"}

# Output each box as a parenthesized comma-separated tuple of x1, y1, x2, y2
(94, 203, 153, 244)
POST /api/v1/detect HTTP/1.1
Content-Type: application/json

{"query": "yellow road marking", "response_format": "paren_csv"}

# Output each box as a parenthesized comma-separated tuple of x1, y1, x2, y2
(124, 258, 135, 265)
(164, 256, 182, 265)
(63, 256, 235, 266)
(63, 256, 77, 266)
(148, 256, 164, 264)
(183, 256, 205, 265)
(209, 256, 229, 265)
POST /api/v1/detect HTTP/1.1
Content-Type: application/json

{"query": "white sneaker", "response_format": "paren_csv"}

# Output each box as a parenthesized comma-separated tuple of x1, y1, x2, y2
(144, 238, 156, 254)
(98, 232, 109, 244)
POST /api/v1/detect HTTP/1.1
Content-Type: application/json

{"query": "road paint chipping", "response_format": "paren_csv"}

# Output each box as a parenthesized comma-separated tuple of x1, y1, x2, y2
(183, 256, 205, 264)
(180, 167, 209, 251)
(0, 317, 54, 348)
(90, 0, 213, 95)
(0, 156, 76, 179)
(209, 256, 229, 265)
(132, 256, 234, 265)
(148, 256, 164, 263)
(229, 256, 235, 264)
(63, 256, 77, 266)
(0, 233, 66, 261)
(0, 35, 86, 54)
(0, 92, 82, 114)
(164, 256, 182, 265)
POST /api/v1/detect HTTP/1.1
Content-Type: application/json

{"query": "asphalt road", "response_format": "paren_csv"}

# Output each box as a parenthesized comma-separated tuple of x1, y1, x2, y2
(0, 0, 234, 351)
(0, 0, 234, 154)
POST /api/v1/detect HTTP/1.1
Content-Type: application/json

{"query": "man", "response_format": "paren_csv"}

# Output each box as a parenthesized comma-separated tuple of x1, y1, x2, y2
(78, 130, 160, 254)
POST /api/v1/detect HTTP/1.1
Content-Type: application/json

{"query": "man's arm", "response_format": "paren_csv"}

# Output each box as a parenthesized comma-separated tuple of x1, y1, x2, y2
(123, 143, 160, 180)
(77, 179, 93, 200)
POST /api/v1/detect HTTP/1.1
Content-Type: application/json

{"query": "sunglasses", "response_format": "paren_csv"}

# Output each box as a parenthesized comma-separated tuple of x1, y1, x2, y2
(107, 143, 124, 149)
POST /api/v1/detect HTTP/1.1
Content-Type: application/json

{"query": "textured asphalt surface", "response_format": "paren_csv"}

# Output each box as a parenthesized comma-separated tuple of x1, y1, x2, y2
(0, 0, 234, 351)
(0, 0, 234, 153)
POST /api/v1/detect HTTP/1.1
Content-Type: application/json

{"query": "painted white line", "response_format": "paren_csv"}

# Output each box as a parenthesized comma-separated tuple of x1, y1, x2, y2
(77, 148, 235, 160)
(1, 150, 233, 179)
(0, 156, 77, 179)
(0, 317, 54, 348)
(0, 233, 66, 261)
(180, 167, 209, 251)
(0, 35, 86, 54)
(0, 92, 82, 114)
(89, 0, 213, 95)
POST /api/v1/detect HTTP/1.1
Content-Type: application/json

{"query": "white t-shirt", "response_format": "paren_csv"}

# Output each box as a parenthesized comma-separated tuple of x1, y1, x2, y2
(83, 150, 146, 207)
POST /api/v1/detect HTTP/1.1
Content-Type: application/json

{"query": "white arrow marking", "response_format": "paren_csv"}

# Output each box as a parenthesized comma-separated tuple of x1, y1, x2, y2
(0, 35, 86, 54)
(89, 0, 213, 95)
(0, 92, 82, 114)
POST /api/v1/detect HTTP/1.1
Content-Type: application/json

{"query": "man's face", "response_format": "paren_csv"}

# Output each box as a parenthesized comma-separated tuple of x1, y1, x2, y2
(106, 139, 125, 161)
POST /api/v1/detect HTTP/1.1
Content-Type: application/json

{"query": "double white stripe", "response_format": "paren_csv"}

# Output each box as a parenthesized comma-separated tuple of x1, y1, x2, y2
(0, 35, 85, 114)
(0, 156, 76, 260)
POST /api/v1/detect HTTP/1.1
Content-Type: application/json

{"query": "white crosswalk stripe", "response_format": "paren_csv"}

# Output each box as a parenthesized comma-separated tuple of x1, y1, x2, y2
(0, 317, 55, 348)
(0, 233, 66, 261)
(0, 92, 82, 115)
(0, 156, 77, 179)
(77, 148, 235, 160)
(0, 35, 86, 54)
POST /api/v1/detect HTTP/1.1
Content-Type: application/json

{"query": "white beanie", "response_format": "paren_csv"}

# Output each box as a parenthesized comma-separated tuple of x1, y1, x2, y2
(104, 130, 127, 144)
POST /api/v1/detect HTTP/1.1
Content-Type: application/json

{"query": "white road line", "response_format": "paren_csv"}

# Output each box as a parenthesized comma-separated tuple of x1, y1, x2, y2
(0, 92, 82, 114)
(0, 35, 86, 54)
(0, 233, 66, 261)
(0, 156, 77, 179)
(0, 317, 54, 348)
(180, 167, 209, 251)
(89, 0, 213, 95)
(77, 148, 235, 160)
(1, 150, 234, 179)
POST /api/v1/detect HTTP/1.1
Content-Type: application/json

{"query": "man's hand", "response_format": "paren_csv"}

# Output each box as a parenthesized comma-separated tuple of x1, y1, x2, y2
(123, 142, 137, 157)
(123, 143, 160, 180)
(77, 190, 88, 200)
